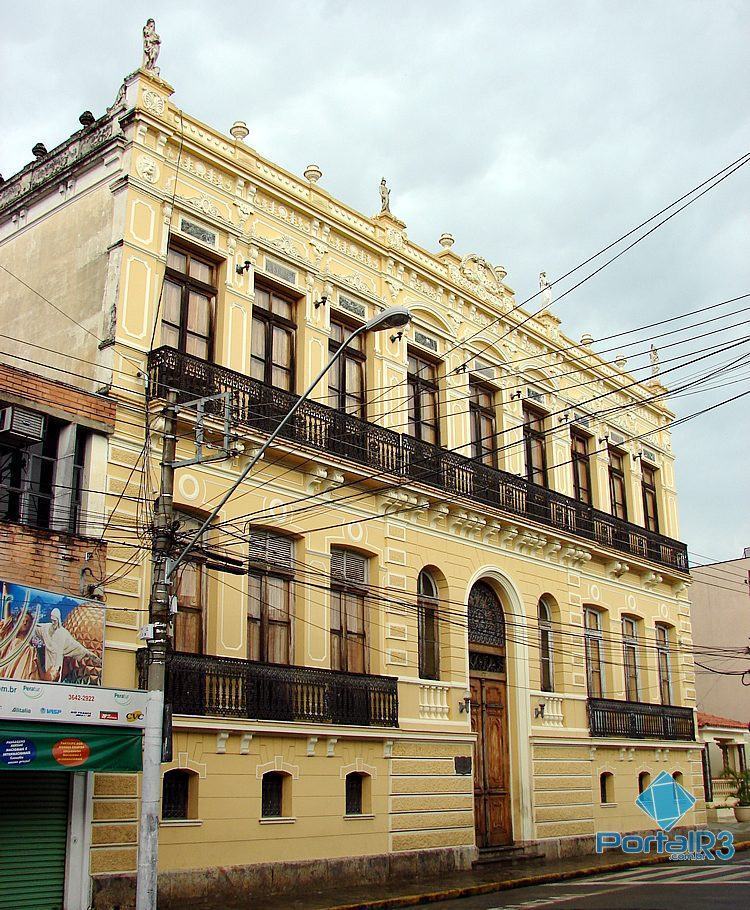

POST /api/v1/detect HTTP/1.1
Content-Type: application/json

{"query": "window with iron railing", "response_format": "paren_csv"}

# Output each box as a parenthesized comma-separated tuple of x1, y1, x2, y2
(571, 430, 592, 505)
(251, 282, 297, 392)
(608, 448, 628, 521)
(330, 548, 368, 673)
(584, 607, 605, 698)
(621, 615, 641, 702)
(247, 528, 294, 665)
(407, 350, 440, 446)
(523, 404, 547, 487)
(641, 464, 660, 533)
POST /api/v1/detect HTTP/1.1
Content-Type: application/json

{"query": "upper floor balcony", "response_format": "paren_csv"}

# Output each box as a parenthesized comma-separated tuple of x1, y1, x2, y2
(588, 697, 695, 741)
(147, 346, 689, 573)
(136, 649, 399, 728)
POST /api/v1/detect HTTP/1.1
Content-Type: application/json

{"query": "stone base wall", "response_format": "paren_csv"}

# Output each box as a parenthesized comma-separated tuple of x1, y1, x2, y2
(91, 845, 474, 909)
(535, 824, 703, 862)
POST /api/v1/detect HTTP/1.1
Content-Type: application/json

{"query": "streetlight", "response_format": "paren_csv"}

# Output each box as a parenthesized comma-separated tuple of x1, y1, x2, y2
(136, 304, 411, 910)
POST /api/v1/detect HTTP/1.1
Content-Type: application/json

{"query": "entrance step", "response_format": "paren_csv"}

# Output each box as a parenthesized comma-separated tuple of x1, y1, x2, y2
(473, 844, 546, 867)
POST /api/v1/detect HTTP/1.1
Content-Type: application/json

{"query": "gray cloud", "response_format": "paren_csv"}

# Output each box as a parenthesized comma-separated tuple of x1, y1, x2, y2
(1, 0, 748, 560)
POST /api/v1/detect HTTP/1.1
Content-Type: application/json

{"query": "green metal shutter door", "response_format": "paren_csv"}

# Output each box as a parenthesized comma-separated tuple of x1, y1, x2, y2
(0, 772, 70, 910)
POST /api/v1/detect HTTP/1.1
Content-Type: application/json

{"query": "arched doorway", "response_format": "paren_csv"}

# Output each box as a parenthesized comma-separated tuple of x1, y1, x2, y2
(468, 580, 512, 847)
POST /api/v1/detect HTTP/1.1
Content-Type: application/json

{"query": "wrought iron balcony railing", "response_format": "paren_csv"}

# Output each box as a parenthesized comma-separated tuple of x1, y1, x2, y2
(136, 650, 399, 728)
(148, 346, 689, 573)
(588, 697, 695, 741)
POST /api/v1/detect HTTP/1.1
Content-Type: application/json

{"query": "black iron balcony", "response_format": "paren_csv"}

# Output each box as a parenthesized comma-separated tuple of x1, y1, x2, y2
(148, 346, 689, 573)
(136, 650, 399, 728)
(588, 697, 695, 741)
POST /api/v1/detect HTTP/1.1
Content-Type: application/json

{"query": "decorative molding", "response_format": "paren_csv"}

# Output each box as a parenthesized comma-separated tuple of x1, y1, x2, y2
(216, 731, 230, 754)
(135, 153, 160, 184)
(339, 759, 377, 779)
(142, 90, 166, 116)
(256, 756, 299, 779)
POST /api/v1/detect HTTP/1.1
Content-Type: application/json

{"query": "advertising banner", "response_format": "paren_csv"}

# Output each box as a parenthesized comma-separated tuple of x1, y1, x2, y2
(0, 722, 142, 772)
(0, 680, 147, 729)
(0, 580, 105, 686)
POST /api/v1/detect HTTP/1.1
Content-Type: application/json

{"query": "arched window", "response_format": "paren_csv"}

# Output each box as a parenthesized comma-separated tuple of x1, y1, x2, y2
(345, 771, 372, 816)
(418, 570, 439, 680)
(538, 598, 554, 692)
(672, 771, 684, 787)
(162, 769, 196, 820)
(600, 771, 614, 805)
(468, 581, 506, 674)
(584, 607, 605, 698)
(261, 771, 291, 819)
(638, 771, 651, 794)
(656, 624, 673, 706)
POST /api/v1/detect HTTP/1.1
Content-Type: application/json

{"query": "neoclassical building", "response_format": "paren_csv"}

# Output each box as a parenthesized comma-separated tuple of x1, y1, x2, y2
(0, 43, 702, 908)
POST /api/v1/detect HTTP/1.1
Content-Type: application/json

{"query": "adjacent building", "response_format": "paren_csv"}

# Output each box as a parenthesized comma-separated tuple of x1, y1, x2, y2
(0, 362, 147, 910)
(691, 552, 750, 816)
(0, 41, 703, 909)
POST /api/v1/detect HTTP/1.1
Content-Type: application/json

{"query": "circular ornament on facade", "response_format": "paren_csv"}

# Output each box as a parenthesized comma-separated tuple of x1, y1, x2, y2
(627, 594, 637, 610)
(178, 474, 199, 501)
(268, 498, 288, 519)
(659, 602, 670, 619)
(346, 522, 363, 543)
(589, 584, 601, 602)
(136, 154, 160, 184)
(142, 90, 166, 115)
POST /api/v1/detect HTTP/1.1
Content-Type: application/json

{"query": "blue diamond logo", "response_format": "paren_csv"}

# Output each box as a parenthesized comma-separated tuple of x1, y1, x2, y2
(635, 770, 696, 831)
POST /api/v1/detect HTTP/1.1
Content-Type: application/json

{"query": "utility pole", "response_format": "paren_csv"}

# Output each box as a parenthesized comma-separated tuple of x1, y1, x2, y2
(136, 389, 177, 910)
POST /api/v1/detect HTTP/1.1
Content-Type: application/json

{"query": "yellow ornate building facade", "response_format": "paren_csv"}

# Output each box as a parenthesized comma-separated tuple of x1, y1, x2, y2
(0, 57, 703, 907)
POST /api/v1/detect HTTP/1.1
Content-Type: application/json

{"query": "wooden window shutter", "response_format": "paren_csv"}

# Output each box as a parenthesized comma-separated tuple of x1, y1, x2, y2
(248, 528, 293, 570)
(331, 547, 366, 585)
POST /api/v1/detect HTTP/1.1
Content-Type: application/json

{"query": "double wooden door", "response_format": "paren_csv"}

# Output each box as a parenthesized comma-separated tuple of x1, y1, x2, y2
(470, 674, 512, 847)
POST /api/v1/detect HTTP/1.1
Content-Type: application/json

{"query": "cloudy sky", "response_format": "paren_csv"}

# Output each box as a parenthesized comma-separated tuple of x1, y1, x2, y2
(2, 1, 748, 564)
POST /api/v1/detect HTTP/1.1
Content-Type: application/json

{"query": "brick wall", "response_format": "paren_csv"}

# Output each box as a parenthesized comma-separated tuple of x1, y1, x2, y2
(0, 361, 115, 428)
(0, 520, 106, 596)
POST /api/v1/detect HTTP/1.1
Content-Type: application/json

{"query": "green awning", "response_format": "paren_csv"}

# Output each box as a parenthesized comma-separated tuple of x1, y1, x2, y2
(0, 722, 142, 772)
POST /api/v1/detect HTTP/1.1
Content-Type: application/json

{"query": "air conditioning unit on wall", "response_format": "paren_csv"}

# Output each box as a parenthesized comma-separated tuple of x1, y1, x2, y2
(0, 406, 46, 443)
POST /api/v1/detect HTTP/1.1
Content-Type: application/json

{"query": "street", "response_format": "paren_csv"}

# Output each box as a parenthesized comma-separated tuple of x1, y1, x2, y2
(415, 856, 750, 909)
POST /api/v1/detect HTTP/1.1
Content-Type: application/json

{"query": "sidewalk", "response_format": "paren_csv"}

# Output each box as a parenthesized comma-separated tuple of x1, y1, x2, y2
(235, 828, 750, 910)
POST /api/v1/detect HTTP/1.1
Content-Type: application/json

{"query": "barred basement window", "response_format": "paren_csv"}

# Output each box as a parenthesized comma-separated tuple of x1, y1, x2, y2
(162, 769, 193, 820)
(261, 771, 288, 818)
(345, 772, 363, 815)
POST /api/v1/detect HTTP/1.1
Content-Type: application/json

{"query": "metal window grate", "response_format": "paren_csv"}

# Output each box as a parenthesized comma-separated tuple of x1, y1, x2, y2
(345, 773, 363, 815)
(262, 772, 284, 817)
(162, 770, 190, 820)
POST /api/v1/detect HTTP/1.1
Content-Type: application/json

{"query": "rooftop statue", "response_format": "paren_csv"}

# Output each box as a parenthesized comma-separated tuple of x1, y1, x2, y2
(379, 178, 391, 214)
(539, 270, 552, 309)
(142, 18, 161, 74)
(650, 344, 661, 377)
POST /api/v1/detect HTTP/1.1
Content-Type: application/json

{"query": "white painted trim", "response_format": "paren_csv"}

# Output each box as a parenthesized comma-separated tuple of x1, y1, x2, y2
(64, 771, 93, 910)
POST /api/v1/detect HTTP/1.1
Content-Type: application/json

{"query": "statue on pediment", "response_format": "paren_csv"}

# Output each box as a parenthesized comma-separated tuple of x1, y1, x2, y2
(142, 19, 161, 74)
(539, 271, 552, 309)
(379, 178, 391, 214)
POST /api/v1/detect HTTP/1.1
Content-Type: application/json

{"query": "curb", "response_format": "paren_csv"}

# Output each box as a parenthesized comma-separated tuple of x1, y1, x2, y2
(327, 840, 750, 910)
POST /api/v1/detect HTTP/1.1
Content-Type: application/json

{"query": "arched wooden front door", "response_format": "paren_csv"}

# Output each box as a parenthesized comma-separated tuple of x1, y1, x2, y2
(468, 581, 512, 847)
